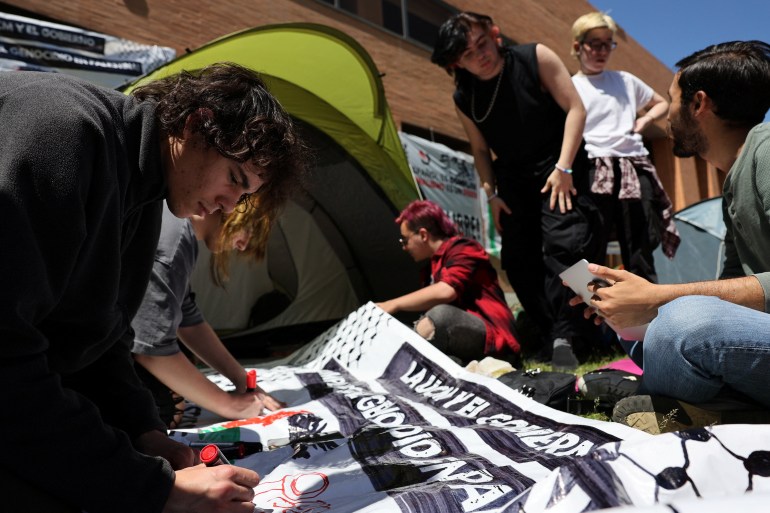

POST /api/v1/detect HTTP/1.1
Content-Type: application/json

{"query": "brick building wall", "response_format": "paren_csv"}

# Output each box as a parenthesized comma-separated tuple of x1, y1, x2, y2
(1, 0, 721, 208)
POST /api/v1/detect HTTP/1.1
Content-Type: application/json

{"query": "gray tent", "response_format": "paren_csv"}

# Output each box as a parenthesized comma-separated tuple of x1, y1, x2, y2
(652, 196, 726, 284)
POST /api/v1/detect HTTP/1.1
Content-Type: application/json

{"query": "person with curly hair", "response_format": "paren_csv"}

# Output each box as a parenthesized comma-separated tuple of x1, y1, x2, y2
(0, 62, 307, 512)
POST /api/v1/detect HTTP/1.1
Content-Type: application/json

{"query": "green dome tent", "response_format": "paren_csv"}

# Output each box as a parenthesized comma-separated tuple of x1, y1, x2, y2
(125, 24, 421, 348)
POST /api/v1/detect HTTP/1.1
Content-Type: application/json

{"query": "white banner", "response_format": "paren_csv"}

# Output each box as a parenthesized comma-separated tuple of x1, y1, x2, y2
(162, 304, 767, 511)
(0, 12, 174, 88)
(401, 133, 502, 257)
(171, 304, 770, 511)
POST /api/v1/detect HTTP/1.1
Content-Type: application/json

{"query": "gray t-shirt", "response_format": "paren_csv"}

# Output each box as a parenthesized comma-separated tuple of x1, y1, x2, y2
(131, 203, 205, 355)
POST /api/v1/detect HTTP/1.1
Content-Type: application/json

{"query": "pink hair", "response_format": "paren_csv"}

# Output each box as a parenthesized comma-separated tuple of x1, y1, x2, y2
(396, 200, 458, 238)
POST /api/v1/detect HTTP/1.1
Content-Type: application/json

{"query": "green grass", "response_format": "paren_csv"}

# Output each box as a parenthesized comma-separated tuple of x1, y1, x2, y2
(522, 352, 626, 377)
(571, 410, 610, 422)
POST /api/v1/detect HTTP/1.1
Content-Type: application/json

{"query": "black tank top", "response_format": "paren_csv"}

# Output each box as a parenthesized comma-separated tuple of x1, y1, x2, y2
(454, 44, 579, 188)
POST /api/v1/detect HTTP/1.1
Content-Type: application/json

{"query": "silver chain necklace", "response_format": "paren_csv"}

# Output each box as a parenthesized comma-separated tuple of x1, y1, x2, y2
(471, 61, 505, 123)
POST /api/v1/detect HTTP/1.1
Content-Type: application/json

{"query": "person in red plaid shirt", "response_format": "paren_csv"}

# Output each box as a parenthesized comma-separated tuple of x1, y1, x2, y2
(377, 200, 520, 366)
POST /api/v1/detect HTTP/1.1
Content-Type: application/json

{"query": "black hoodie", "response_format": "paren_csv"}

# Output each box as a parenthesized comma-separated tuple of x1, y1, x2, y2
(0, 72, 173, 512)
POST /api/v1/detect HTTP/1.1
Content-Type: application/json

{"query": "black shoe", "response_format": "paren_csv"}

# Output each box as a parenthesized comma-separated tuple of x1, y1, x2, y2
(578, 369, 640, 413)
(612, 394, 770, 434)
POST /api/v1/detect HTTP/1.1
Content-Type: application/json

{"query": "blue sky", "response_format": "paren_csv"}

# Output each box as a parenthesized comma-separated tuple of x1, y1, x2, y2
(589, 0, 770, 70)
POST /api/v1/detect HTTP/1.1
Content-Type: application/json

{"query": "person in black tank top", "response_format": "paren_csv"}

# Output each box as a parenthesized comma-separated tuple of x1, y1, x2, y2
(432, 12, 605, 369)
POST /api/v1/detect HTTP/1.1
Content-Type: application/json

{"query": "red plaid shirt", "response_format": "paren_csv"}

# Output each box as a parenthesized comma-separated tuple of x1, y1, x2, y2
(427, 236, 520, 355)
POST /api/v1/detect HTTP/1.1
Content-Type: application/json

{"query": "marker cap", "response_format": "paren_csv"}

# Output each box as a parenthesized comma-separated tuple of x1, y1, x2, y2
(200, 444, 230, 466)
(246, 369, 257, 391)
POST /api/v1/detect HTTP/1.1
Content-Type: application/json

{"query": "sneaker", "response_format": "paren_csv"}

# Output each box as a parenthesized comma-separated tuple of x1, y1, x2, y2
(578, 369, 640, 413)
(551, 339, 579, 371)
(612, 394, 770, 434)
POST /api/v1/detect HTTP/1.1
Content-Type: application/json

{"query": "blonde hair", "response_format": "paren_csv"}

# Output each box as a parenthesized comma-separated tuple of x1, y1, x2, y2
(571, 12, 617, 57)
(209, 196, 276, 287)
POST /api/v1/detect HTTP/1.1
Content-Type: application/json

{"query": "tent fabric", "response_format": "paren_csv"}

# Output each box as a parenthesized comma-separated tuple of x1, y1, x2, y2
(652, 196, 725, 284)
(191, 198, 360, 333)
(674, 196, 726, 240)
(123, 23, 417, 210)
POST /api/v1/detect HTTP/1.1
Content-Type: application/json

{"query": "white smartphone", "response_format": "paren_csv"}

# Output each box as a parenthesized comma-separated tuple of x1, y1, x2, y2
(560, 259, 648, 341)
(559, 259, 609, 305)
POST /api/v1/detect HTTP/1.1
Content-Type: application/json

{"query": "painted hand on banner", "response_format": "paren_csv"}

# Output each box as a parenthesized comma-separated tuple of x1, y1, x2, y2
(223, 386, 286, 419)
(254, 472, 331, 513)
(223, 391, 270, 419)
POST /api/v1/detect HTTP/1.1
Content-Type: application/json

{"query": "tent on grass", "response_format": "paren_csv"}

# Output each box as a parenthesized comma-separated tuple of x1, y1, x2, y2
(125, 24, 421, 351)
(652, 196, 726, 284)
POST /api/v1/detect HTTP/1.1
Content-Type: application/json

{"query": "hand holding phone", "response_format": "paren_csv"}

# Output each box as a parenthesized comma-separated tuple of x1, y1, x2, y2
(560, 259, 609, 305)
(560, 260, 648, 341)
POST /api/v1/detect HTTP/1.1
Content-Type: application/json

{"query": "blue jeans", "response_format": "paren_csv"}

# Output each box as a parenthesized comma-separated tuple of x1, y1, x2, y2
(640, 295, 770, 408)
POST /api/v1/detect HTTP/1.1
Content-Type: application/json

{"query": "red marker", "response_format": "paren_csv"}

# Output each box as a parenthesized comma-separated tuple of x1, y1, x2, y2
(190, 441, 264, 459)
(246, 369, 257, 392)
(200, 443, 231, 467)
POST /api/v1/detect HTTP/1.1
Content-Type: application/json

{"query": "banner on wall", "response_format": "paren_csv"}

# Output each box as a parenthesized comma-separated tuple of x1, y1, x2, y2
(170, 303, 770, 512)
(400, 132, 502, 257)
(0, 11, 175, 88)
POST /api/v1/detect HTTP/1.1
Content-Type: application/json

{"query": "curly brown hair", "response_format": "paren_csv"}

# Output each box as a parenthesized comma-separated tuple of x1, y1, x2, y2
(132, 62, 309, 286)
